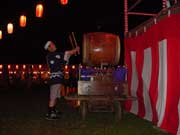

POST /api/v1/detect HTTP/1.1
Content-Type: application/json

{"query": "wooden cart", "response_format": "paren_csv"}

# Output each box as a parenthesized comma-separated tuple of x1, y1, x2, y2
(65, 81, 137, 121)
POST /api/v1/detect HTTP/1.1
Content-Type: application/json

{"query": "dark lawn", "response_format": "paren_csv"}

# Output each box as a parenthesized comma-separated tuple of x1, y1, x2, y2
(0, 82, 172, 135)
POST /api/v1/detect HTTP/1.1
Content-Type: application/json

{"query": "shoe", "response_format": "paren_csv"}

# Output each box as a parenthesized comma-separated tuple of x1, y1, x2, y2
(45, 112, 59, 120)
(46, 110, 62, 117)
(55, 109, 62, 116)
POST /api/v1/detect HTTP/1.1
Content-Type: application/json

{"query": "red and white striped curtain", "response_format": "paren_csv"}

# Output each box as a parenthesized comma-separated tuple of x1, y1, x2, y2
(125, 13, 180, 135)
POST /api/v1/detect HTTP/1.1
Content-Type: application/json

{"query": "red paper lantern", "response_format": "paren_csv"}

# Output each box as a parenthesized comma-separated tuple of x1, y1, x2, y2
(15, 65, 19, 70)
(39, 64, 42, 69)
(72, 65, 75, 69)
(36, 4, 43, 18)
(8, 65, 11, 69)
(65, 65, 68, 70)
(7, 23, 13, 34)
(0, 30, 2, 40)
(23, 65, 26, 69)
(20, 15, 26, 27)
(60, 0, 68, 5)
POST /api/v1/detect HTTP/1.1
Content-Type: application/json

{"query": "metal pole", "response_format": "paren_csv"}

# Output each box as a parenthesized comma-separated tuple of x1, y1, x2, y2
(128, 0, 142, 11)
(124, 0, 128, 36)
(128, 12, 156, 16)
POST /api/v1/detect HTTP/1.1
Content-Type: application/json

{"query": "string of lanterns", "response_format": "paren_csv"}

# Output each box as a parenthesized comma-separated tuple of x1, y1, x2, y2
(0, 0, 69, 40)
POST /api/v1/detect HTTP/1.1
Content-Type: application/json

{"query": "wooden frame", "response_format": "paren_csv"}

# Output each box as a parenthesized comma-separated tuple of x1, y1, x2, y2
(65, 95, 137, 120)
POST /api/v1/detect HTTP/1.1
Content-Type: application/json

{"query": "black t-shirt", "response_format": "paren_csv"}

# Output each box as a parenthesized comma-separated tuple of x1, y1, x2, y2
(46, 51, 66, 85)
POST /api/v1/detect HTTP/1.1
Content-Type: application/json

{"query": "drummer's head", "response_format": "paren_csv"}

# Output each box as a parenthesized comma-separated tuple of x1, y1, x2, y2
(44, 41, 57, 52)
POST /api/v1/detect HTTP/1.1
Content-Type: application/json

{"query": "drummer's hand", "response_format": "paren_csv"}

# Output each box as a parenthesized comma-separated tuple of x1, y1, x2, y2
(75, 46, 80, 54)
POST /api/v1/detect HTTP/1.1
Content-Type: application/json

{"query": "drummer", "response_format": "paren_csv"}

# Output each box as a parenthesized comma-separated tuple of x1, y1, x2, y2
(44, 40, 80, 120)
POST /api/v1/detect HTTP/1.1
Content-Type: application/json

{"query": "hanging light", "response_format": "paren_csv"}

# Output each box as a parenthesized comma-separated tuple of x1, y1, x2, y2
(0, 30, 2, 40)
(72, 65, 75, 69)
(15, 65, 19, 70)
(36, 4, 43, 18)
(60, 0, 68, 5)
(0, 65, 3, 70)
(39, 64, 42, 69)
(7, 23, 13, 34)
(65, 65, 68, 70)
(8, 65, 11, 69)
(20, 15, 27, 27)
(23, 65, 26, 69)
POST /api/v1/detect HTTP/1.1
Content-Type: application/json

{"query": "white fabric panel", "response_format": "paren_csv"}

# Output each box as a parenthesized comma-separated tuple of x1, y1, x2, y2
(130, 51, 139, 114)
(177, 99, 180, 135)
(157, 39, 168, 127)
(142, 48, 153, 121)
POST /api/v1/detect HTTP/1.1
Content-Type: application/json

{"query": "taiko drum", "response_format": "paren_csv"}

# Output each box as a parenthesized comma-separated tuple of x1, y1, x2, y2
(82, 32, 120, 66)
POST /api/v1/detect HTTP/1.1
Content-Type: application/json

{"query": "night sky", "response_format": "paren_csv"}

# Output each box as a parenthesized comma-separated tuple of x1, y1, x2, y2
(0, 0, 162, 64)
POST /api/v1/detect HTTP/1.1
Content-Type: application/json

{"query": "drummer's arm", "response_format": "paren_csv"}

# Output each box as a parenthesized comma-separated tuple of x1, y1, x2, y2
(64, 46, 80, 61)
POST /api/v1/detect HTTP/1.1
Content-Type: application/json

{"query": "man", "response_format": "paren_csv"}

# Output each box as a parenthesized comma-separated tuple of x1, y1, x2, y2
(44, 40, 79, 120)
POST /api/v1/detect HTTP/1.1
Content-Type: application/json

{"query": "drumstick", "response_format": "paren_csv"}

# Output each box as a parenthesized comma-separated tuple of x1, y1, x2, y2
(69, 34, 75, 49)
(69, 34, 77, 56)
(71, 32, 80, 54)
(72, 32, 78, 47)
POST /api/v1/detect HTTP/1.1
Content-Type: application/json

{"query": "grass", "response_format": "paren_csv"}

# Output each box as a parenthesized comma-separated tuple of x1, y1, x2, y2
(0, 83, 172, 135)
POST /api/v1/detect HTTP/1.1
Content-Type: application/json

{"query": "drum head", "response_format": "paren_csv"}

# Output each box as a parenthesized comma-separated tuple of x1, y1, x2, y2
(83, 32, 120, 66)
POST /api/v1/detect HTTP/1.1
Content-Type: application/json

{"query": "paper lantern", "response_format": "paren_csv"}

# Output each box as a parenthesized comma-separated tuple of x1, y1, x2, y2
(36, 4, 43, 18)
(7, 23, 13, 34)
(15, 65, 19, 70)
(0, 30, 2, 40)
(72, 65, 75, 69)
(8, 65, 11, 69)
(23, 65, 26, 69)
(20, 15, 26, 27)
(60, 0, 68, 5)
(39, 64, 42, 69)
(65, 65, 68, 70)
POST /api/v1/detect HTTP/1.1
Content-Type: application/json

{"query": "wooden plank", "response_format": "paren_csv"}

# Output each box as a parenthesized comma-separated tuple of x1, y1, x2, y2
(113, 96, 137, 101)
(80, 100, 87, 120)
(65, 95, 137, 101)
(114, 100, 122, 121)
(78, 81, 127, 96)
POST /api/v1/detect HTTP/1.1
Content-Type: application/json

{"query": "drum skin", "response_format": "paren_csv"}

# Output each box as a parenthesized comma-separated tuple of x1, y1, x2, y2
(83, 32, 120, 66)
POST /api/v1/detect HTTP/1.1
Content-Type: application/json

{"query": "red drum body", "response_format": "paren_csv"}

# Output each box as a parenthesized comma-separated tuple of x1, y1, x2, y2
(83, 32, 120, 66)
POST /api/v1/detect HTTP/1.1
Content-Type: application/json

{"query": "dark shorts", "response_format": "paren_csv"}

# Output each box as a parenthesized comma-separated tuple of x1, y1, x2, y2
(63, 79, 70, 86)
(48, 76, 64, 85)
